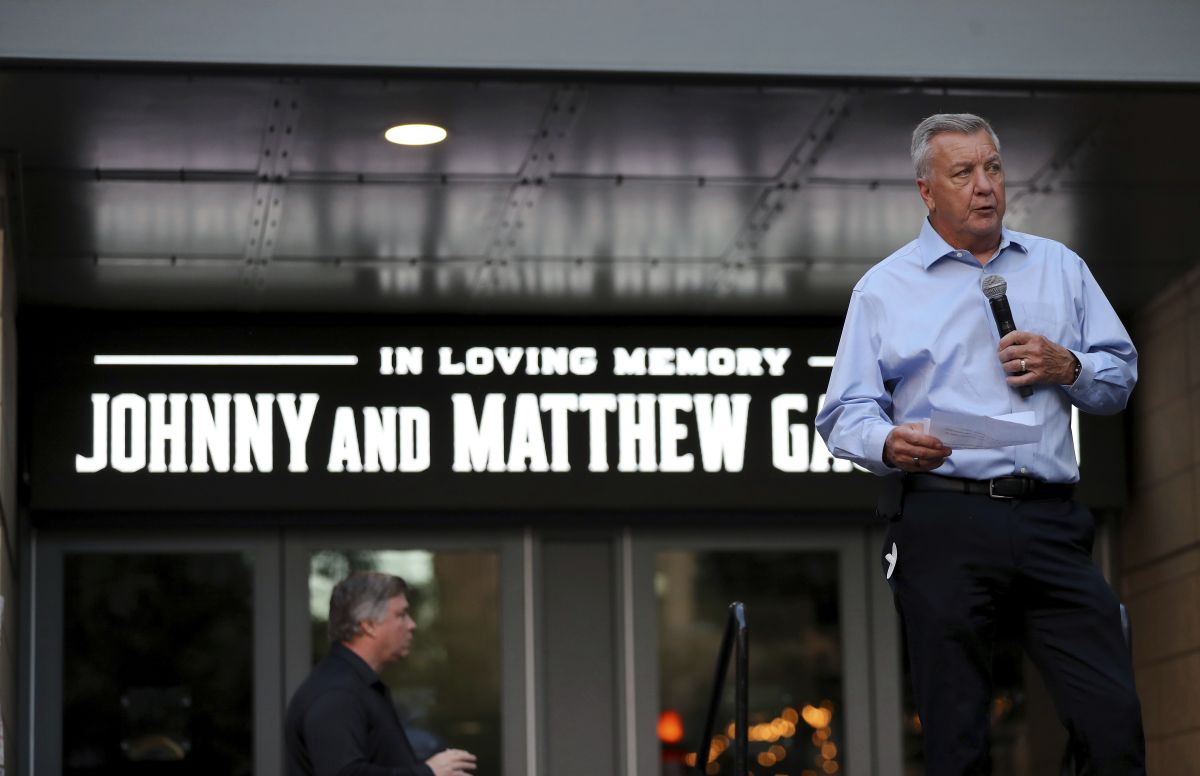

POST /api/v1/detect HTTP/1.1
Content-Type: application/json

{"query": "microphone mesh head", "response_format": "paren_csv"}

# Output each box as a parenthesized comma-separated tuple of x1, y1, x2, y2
(981, 274, 1007, 300)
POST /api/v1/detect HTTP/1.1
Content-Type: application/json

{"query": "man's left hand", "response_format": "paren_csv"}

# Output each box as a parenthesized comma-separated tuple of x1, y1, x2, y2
(998, 331, 1078, 386)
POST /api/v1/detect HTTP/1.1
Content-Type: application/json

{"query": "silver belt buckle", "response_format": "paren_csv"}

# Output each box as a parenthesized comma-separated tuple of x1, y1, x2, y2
(988, 479, 1015, 500)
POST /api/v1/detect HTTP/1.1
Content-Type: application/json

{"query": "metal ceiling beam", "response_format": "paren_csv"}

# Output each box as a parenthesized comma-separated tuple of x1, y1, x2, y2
(240, 81, 302, 299)
(712, 89, 853, 298)
(1004, 113, 1114, 229)
(474, 84, 587, 295)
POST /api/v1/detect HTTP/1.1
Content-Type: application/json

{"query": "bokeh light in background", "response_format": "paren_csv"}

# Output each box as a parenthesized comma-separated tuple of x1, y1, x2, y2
(656, 550, 843, 775)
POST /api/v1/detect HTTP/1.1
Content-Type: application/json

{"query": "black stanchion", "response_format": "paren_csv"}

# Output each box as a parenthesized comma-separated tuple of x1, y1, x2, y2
(693, 602, 748, 776)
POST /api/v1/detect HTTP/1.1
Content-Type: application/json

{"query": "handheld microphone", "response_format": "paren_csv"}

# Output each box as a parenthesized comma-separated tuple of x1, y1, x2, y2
(981, 274, 1033, 398)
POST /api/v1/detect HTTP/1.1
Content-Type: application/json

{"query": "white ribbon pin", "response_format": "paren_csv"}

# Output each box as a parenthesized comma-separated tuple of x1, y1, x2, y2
(885, 542, 898, 579)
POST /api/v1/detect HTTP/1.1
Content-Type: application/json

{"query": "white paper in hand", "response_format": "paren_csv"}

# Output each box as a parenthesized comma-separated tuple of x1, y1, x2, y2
(924, 409, 1041, 449)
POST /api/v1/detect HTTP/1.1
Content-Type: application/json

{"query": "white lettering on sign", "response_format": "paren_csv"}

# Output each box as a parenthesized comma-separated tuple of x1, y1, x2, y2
(76, 390, 850, 476)
(277, 394, 320, 472)
(694, 394, 751, 473)
(379, 347, 424, 376)
(190, 393, 231, 473)
(76, 394, 112, 473)
(111, 393, 147, 473)
(75, 392, 319, 474)
(448, 392, 754, 474)
(438, 346, 598, 376)
(509, 393, 550, 473)
(74, 348, 864, 478)
(657, 394, 694, 473)
(451, 393, 506, 472)
(539, 394, 578, 473)
(327, 406, 363, 473)
(771, 393, 810, 472)
(326, 406, 431, 473)
(579, 393, 617, 472)
(769, 393, 851, 473)
(233, 394, 275, 473)
(617, 393, 658, 472)
(612, 347, 791, 376)
(148, 393, 188, 473)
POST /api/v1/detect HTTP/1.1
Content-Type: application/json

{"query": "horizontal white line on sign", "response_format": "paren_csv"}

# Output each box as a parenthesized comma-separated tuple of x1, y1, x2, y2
(94, 355, 359, 366)
(807, 356, 836, 368)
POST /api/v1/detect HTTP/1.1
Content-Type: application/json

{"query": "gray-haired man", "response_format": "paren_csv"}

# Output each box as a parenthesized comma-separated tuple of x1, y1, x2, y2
(285, 572, 477, 776)
(816, 113, 1145, 774)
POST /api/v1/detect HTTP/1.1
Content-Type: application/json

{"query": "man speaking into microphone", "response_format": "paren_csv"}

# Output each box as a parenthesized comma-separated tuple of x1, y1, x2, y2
(815, 113, 1144, 774)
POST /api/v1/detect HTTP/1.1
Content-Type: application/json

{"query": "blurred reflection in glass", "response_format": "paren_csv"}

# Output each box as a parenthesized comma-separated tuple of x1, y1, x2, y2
(308, 550, 501, 774)
(63, 553, 254, 775)
(656, 551, 843, 776)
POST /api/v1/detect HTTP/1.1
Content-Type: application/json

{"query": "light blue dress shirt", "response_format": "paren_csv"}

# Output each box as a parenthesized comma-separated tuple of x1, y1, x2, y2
(815, 219, 1137, 483)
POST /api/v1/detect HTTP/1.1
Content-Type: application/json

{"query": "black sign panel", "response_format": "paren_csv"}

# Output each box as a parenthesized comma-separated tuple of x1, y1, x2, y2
(27, 318, 1125, 513)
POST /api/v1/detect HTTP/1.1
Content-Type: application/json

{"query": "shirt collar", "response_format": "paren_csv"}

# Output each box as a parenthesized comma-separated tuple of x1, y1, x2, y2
(917, 217, 1028, 269)
(331, 641, 384, 688)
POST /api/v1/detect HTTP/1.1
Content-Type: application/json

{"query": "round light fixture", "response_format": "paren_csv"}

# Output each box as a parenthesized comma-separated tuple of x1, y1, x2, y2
(384, 124, 447, 146)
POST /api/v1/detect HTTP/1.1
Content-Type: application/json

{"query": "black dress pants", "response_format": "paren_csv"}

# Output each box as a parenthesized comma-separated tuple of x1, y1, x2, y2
(883, 491, 1146, 775)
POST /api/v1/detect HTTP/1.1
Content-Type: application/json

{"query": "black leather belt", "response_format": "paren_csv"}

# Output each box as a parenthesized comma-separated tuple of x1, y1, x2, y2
(905, 473, 1073, 500)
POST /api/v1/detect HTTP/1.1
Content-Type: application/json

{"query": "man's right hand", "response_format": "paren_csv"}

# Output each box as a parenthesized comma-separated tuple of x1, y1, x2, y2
(884, 423, 952, 473)
(427, 748, 477, 776)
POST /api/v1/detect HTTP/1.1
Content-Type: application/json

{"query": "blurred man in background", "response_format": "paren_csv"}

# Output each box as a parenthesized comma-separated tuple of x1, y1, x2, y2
(286, 571, 477, 776)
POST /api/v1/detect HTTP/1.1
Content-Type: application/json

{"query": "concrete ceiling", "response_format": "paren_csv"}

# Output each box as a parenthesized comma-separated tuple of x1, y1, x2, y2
(2, 66, 1198, 316)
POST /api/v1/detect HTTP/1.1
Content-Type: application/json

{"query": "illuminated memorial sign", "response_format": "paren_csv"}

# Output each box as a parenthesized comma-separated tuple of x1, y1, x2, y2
(28, 319, 1122, 513)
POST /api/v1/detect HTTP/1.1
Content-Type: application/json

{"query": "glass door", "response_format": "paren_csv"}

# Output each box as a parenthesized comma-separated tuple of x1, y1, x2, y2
(282, 530, 532, 776)
(27, 531, 282, 776)
(626, 525, 896, 776)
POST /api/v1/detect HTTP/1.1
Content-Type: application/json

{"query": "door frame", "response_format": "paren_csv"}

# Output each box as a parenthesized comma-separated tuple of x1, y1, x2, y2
(24, 527, 284, 776)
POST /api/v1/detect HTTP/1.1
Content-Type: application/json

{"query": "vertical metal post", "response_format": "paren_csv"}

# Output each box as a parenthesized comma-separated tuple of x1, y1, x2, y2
(734, 604, 748, 776)
(693, 602, 748, 776)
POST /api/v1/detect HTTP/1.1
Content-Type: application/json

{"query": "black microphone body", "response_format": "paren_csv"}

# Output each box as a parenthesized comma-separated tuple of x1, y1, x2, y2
(985, 287, 1034, 398)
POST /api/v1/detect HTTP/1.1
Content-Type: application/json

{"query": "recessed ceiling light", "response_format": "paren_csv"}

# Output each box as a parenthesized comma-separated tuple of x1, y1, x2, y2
(384, 124, 447, 146)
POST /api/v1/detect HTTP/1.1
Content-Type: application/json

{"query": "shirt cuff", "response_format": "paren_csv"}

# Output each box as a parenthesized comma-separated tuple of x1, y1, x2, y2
(1064, 350, 1093, 397)
(864, 423, 896, 475)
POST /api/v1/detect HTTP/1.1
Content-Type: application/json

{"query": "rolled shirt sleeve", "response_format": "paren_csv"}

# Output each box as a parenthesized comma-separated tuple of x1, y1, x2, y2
(1062, 260, 1137, 415)
(815, 288, 898, 476)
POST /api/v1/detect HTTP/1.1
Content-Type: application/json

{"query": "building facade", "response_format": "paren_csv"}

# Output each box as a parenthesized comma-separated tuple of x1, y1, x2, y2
(3, 2, 1200, 774)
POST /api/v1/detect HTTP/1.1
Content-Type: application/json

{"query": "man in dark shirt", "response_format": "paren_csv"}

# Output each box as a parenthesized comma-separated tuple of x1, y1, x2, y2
(286, 572, 478, 776)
